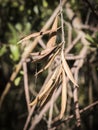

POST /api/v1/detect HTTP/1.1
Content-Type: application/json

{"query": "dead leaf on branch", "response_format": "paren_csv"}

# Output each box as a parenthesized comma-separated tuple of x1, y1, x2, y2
(39, 84, 56, 108)
(47, 16, 58, 48)
(61, 51, 79, 87)
(30, 43, 62, 63)
(29, 65, 62, 107)
(17, 27, 61, 44)
(59, 67, 67, 119)
(35, 47, 61, 76)
(27, 12, 79, 121)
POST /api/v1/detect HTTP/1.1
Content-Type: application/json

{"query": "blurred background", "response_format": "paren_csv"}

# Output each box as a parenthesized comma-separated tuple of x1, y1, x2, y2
(0, 0, 98, 130)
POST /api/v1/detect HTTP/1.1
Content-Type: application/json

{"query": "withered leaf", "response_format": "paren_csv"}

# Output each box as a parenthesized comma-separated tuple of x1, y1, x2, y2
(47, 16, 58, 48)
(18, 27, 60, 44)
(61, 51, 79, 87)
(30, 66, 59, 106)
(60, 68, 67, 119)
(35, 47, 61, 76)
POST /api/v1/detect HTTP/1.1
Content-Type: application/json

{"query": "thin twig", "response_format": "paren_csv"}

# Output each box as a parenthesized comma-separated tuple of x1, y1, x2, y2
(60, 0, 65, 45)
(23, 106, 36, 130)
(85, 9, 91, 25)
(38, 39, 46, 49)
(0, 0, 67, 109)
(65, 21, 72, 45)
(66, 55, 83, 60)
(73, 68, 81, 127)
(52, 100, 98, 128)
(65, 33, 82, 54)
(29, 86, 62, 130)
(60, 0, 65, 61)
(48, 89, 56, 129)
(0, 61, 22, 108)
(23, 60, 31, 113)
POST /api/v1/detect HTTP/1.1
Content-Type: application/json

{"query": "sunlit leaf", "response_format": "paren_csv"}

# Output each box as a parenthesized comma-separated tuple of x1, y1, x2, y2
(30, 45, 58, 62)
(47, 16, 58, 48)
(35, 48, 60, 75)
(17, 28, 60, 44)
(61, 51, 78, 87)
(9, 45, 20, 61)
(14, 76, 21, 86)
(30, 66, 59, 106)
(0, 45, 7, 57)
(60, 68, 67, 119)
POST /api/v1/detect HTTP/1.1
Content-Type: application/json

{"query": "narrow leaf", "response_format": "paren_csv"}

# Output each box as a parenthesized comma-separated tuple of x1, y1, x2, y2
(18, 27, 60, 44)
(47, 16, 58, 48)
(35, 48, 60, 75)
(30, 45, 57, 62)
(29, 97, 39, 106)
(30, 66, 59, 106)
(40, 85, 55, 108)
(61, 52, 79, 87)
(40, 65, 62, 107)
(30, 43, 62, 63)
(60, 68, 67, 119)
(17, 32, 40, 44)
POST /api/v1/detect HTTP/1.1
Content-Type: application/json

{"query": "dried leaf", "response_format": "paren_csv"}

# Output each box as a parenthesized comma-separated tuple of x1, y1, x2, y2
(60, 68, 67, 119)
(30, 66, 59, 106)
(30, 43, 62, 63)
(30, 45, 58, 62)
(40, 85, 55, 108)
(40, 65, 62, 108)
(18, 27, 60, 44)
(47, 16, 58, 48)
(17, 32, 41, 44)
(35, 48, 60, 76)
(29, 97, 39, 106)
(61, 52, 79, 87)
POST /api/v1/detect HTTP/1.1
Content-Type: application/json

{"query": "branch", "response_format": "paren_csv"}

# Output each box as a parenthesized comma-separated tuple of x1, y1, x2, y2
(52, 100, 98, 128)
(23, 60, 31, 113)
(0, 0, 67, 109)
(28, 86, 62, 130)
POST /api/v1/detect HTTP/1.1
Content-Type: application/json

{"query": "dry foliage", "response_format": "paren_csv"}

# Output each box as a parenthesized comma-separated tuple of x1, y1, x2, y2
(18, 11, 78, 117)
(17, 6, 81, 129)
(0, 0, 98, 130)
